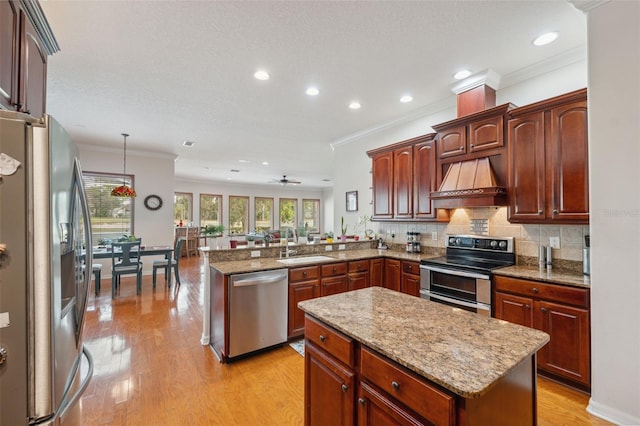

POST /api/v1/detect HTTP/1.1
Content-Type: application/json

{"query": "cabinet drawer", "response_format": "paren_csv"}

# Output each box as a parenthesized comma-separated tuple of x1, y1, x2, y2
(321, 262, 347, 277)
(348, 260, 369, 273)
(289, 266, 320, 283)
(360, 347, 455, 426)
(494, 276, 589, 308)
(305, 316, 354, 367)
(401, 260, 419, 275)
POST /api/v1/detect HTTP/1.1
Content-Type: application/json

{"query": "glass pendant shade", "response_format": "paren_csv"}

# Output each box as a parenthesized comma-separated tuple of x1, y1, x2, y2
(111, 133, 136, 197)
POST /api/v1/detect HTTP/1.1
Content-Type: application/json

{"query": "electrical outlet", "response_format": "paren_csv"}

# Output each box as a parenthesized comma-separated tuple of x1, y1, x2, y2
(432, 231, 438, 241)
(338, 244, 346, 250)
(549, 236, 560, 249)
(325, 245, 333, 251)
(250, 250, 260, 258)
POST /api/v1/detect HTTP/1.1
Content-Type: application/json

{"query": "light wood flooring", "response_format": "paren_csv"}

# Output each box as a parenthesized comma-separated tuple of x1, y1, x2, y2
(80, 256, 611, 425)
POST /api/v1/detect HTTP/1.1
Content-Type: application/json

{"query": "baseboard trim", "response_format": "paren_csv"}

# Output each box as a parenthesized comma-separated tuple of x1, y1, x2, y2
(587, 398, 640, 425)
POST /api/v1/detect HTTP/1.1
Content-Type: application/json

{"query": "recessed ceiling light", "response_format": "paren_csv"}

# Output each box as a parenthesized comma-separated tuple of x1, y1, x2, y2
(262, 161, 269, 166)
(238, 159, 250, 163)
(306, 87, 320, 96)
(454, 70, 472, 80)
(532, 31, 558, 46)
(400, 95, 413, 103)
(349, 101, 361, 110)
(254, 70, 270, 80)
(230, 169, 240, 173)
(183, 140, 196, 147)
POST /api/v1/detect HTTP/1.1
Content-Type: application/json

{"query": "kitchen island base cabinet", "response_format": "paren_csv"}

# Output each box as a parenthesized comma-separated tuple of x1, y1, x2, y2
(305, 314, 538, 426)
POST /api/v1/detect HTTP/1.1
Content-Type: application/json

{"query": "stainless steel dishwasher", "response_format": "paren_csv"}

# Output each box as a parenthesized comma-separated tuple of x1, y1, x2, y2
(228, 268, 289, 358)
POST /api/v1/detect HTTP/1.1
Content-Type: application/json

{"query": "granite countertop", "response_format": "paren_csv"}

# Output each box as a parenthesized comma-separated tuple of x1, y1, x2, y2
(299, 287, 549, 399)
(494, 265, 590, 288)
(209, 249, 431, 275)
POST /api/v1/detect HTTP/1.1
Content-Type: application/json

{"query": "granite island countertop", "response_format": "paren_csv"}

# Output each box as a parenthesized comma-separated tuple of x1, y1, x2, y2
(298, 287, 550, 399)
(208, 248, 432, 275)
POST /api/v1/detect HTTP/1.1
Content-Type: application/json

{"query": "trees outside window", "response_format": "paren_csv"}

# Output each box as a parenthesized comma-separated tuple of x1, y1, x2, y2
(302, 199, 320, 233)
(279, 198, 297, 233)
(200, 194, 222, 227)
(83, 172, 135, 243)
(229, 196, 249, 234)
(254, 197, 273, 232)
(174, 192, 193, 226)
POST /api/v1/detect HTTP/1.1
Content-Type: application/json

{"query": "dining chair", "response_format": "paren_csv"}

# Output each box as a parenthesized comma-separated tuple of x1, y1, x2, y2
(152, 237, 183, 288)
(185, 226, 199, 258)
(92, 263, 102, 295)
(111, 240, 143, 297)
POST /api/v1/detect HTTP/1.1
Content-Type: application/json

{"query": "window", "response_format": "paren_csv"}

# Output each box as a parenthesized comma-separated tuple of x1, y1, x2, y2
(279, 198, 297, 232)
(200, 194, 222, 227)
(302, 199, 320, 233)
(228, 196, 249, 234)
(82, 171, 134, 244)
(254, 197, 273, 232)
(174, 192, 193, 226)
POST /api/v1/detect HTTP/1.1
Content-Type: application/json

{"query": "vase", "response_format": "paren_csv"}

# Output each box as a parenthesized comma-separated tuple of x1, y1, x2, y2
(354, 235, 360, 241)
(340, 235, 347, 242)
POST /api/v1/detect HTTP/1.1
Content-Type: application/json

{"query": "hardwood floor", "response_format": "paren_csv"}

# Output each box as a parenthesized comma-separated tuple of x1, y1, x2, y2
(80, 256, 611, 425)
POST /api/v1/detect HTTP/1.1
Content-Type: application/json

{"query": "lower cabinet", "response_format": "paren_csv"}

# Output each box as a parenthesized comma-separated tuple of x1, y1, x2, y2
(288, 266, 320, 339)
(321, 262, 349, 296)
(400, 261, 420, 297)
(384, 259, 401, 292)
(305, 316, 356, 426)
(370, 258, 384, 287)
(348, 260, 370, 291)
(358, 381, 425, 426)
(494, 275, 591, 391)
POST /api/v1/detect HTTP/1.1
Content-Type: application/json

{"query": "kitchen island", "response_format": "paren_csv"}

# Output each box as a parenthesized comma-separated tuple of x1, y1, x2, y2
(299, 287, 550, 425)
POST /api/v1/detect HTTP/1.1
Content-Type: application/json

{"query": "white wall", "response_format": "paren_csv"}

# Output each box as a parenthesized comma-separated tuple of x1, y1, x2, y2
(586, 1, 640, 424)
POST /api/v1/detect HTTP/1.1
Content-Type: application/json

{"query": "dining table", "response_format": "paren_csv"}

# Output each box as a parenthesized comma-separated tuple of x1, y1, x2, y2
(92, 245, 175, 287)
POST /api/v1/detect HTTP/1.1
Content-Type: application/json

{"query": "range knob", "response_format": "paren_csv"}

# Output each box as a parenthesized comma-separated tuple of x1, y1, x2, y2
(490, 240, 498, 248)
(499, 241, 507, 249)
(455, 238, 462, 245)
(448, 237, 456, 246)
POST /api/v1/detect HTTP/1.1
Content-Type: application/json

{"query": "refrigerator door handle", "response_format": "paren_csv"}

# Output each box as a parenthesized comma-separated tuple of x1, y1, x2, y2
(55, 345, 94, 422)
(73, 158, 92, 340)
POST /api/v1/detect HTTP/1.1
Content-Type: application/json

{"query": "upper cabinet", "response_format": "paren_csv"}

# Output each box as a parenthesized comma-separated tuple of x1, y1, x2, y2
(0, 0, 58, 118)
(508, 89, 589, 223)
(367, 134, 448, 222)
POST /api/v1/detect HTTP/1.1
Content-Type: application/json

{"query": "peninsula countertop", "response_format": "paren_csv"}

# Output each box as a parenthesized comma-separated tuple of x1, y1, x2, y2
(298, 286, 550, 398)
(208, 248, 430, 275)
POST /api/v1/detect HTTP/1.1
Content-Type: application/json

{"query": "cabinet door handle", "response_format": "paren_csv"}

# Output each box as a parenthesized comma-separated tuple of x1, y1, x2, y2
(526, 304, 531, 309)
(538, 210, 543, 215)
(358, 398, 366, 405)
(391, 381, 400, 390)
(459, 146, 464, 151)
(532, 287, 539, 293)
(302, 271, 307, 276)
(541, 307, 548, 313)
(470, 143, 475, 147)
(333, 267, 337, 273)
(319, 335, 326, 342)
(553, 209, 558, 215)
(341, 384, 349, 392)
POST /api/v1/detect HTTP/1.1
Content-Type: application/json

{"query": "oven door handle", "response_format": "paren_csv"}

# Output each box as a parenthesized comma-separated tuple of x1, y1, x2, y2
(420, 290, 491, 312)
(419, 264, 490, 280)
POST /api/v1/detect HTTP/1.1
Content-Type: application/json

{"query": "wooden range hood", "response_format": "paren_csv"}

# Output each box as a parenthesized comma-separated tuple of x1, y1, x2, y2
(431, 158, 506, 208)
(431, 70, 509, 208)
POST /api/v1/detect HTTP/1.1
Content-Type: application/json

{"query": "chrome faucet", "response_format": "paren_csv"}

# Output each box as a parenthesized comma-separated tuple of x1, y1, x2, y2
(280, 227, 298, 258)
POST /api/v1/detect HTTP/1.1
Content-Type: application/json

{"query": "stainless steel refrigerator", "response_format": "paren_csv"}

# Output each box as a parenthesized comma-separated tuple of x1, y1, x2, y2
(0, 111, 94, 425)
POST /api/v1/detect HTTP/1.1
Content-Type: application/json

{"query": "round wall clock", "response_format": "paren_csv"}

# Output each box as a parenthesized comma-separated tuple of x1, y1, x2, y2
(144, 194, 163, 211)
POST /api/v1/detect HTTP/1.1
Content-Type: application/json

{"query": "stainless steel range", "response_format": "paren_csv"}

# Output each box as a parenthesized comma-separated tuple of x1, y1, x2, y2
(419, 235, 515, 316)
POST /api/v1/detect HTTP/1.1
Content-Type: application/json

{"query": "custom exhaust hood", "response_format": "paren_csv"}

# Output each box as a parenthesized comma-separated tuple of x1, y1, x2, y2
(431, 157, 506, 208)
(431, 69, 509, 209)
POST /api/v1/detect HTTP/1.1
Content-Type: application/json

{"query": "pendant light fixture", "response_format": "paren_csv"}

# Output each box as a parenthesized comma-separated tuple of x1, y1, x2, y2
(111, 133, 137, 197)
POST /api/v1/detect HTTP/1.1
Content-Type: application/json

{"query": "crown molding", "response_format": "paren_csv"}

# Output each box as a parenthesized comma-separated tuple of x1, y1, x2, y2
(569, 0, 610, 13)
(78, 143, 178, 161)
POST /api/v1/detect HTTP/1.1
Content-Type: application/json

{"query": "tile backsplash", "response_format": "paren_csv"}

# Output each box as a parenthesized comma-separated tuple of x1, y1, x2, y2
(376, 207, 588, 270)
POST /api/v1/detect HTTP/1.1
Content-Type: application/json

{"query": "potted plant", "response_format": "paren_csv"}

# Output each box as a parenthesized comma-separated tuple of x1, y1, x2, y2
(246, 235, 255, 247)
(326, 231, 334, 244)
(229, 231, 237, 249)
(340, 216, 348, 242)
(298, 222, 309, 244)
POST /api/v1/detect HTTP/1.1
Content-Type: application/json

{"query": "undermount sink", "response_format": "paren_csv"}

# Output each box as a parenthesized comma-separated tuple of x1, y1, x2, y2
(276, 255, 335, 265)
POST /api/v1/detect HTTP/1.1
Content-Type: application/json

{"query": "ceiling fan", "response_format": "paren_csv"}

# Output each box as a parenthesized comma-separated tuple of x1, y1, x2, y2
(271, 175, 301, 186)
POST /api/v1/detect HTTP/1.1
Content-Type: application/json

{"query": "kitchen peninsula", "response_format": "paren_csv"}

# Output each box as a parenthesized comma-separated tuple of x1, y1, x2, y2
(299, 287, 550, 425)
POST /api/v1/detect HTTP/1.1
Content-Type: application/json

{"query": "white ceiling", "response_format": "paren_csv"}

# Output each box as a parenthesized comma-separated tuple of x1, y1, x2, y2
(40, 1, 586, 189)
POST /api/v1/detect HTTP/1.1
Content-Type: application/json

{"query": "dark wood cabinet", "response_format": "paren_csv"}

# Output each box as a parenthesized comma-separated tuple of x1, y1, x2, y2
(357, 382, 425, 426)
(436, 124, 466, 159)
(367, 134, 446, 222)
(393, 146, 413, 219)
(494, 275, 590, 391)
(508, 89, 589, 223)
(400, 261, 420, 297)
(288, 279, 320, 339)
(371, 151, 394, 220)
(288, 266, 320, 339)
(348, 260, 370, 291)
(305, 317, 356, 426)
(0, 1, 52, 117)
(384, 259, 400, 292)
(369, 258, 384, 287)
(321, 262, 349, 296)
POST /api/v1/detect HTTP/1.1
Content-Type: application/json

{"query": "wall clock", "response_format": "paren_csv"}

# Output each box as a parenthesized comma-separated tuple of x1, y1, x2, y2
(144, 194, 163, 211)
